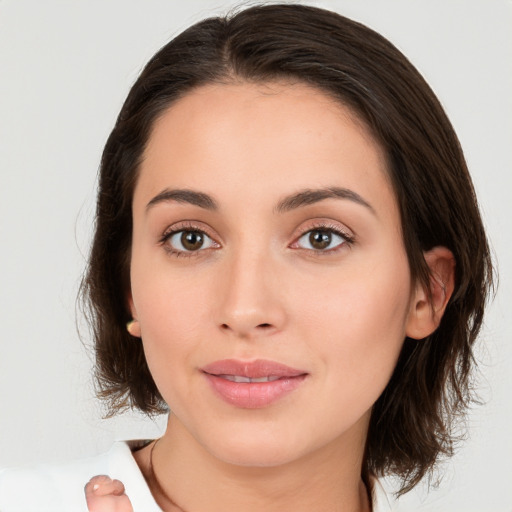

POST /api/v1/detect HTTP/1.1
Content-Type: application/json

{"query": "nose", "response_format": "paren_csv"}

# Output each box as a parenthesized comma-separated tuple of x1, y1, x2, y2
(215, 248, 287, 339)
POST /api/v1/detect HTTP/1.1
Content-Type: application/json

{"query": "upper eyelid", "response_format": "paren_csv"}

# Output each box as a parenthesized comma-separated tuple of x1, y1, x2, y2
(293, 220, 354, 239)
(161, 221, 218, 239)
(292, 228, 352, 248)
(298, 227, 349, 239)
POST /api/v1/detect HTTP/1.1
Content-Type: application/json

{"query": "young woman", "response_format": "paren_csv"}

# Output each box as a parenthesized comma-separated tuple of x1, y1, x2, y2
(0, 4, 493, 511)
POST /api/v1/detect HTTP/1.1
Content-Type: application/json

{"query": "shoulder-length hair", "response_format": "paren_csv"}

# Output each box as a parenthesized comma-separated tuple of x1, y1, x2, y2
(81, 3, 494, 494)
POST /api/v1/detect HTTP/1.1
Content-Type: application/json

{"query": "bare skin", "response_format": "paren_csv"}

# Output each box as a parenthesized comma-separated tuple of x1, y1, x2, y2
(85, 475, 134, 512)
(84, 82, 454, 512)
(83, 440, 370, 512)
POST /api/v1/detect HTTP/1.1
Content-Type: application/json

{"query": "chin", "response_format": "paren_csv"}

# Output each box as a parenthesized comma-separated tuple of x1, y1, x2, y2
(201, 425, 312, 468)
(214, 444, 300, 468)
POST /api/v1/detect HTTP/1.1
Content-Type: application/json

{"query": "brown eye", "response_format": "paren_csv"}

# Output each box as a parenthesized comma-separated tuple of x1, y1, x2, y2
(166, 229, 215, 253)
(181, 231, 204, 251)
(296, 228, 347, 251)
(309, 230, 332, 250)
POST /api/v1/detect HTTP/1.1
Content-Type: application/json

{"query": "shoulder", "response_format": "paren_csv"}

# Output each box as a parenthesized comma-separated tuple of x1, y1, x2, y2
(0, 440, 161, 512)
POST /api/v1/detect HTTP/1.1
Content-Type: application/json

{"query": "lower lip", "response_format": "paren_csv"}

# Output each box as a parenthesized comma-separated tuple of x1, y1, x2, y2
(203, 373, 307, 409)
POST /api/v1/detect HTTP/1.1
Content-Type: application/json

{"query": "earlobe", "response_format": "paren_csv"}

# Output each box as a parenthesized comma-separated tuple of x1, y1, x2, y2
(127, 294, 142, 338)
(126, 319, 142, 338)
(406, 246, 455, 340)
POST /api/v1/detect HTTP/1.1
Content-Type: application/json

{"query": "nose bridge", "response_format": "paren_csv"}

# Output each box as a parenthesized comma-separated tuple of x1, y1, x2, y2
(216, 239, 285, 336)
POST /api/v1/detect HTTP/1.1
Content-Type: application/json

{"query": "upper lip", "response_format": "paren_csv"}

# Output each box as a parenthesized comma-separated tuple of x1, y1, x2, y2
(201, 359, 307, 378)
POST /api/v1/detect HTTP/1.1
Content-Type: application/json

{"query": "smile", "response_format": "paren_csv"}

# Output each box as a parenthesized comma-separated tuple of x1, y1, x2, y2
(201, 359, 308, 409)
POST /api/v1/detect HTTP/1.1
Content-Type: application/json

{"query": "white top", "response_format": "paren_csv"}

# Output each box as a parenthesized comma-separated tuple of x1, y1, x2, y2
(0, 441, 394, 511)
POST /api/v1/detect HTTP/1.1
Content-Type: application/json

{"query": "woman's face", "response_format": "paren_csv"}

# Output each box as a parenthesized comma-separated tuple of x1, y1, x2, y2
(130, 82, 421, 467)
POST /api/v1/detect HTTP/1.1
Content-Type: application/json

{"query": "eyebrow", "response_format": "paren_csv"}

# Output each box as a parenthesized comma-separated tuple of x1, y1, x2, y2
(275, 187, 375, 215)
(146, 188, 218, 211)
(145, 186, 375, 215)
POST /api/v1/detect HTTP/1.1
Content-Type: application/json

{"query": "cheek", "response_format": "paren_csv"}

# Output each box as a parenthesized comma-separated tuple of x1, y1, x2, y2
(130, 261, 209, 385)
(296, 260, 412, 389)
(131, 253, 210, 333)
(136, 286, 207, 355)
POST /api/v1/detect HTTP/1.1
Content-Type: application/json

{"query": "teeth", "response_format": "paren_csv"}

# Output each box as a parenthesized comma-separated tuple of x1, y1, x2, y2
(226, 375, 251, 383)
(251, 376, 281, 382)
(219, 375, 281, 383)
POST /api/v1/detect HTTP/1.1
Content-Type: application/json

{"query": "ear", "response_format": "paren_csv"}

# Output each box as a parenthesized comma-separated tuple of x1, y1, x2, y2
(126, 294, 142, 338)
(127, 319, 141, 338)
(406, 246, 455, 340)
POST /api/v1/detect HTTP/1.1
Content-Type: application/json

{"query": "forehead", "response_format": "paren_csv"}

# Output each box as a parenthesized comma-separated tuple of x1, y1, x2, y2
(136, 81, 396, 220)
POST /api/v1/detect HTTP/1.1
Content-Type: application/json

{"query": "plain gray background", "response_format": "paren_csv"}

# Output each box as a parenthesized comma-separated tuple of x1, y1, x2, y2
(1, 1, 511, 510)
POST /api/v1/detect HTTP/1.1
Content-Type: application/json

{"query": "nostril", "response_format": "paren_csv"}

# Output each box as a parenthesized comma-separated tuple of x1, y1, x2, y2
(258, 323, 272, 328)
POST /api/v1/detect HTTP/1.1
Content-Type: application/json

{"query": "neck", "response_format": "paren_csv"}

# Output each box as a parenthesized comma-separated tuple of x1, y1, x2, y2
(137, 414, 371, 512)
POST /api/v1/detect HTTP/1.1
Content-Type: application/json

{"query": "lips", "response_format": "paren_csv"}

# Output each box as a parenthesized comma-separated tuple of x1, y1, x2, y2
(201, 359, 308, 409)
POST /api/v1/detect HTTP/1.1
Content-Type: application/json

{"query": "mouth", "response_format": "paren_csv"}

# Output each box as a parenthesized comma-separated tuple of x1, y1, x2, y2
(215, 375, 282, 383)
(201, 359, 308, 409)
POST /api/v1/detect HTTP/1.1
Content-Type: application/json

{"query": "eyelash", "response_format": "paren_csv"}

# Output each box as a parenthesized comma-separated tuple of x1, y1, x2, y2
(292, 222, 355, 255)
(159, 221, 218, 258)
(159, 221, 354, 258)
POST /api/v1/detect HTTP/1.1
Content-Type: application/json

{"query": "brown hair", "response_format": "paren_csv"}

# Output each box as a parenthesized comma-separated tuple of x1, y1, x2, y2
(81, 3, 494, 494)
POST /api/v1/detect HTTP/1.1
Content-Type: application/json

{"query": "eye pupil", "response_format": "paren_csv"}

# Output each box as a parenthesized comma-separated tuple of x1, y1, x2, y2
(181, 231, 204, 250)
(309, 230, 331, 250)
